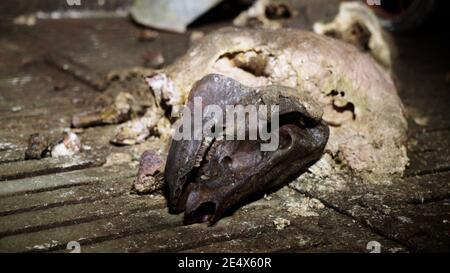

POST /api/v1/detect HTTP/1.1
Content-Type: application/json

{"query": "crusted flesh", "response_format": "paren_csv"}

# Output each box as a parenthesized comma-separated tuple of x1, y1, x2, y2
(147, 27, 408, 178)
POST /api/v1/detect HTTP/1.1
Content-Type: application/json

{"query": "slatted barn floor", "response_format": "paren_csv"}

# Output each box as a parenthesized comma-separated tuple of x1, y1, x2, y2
(0, 17, 449, 253)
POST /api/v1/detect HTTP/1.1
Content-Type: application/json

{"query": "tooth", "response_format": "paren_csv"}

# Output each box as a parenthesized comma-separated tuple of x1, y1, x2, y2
(194, 136, 213, 167)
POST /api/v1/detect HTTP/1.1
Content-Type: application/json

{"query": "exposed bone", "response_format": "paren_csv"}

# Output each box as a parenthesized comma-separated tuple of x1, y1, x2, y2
(110, 107, 168, 146)
(145, 73, 183, 113)
(313, 1, 394, 69)
(51, 131, 81, 157)
(189, 31, 205, 45)
(233, 0, 295, 29)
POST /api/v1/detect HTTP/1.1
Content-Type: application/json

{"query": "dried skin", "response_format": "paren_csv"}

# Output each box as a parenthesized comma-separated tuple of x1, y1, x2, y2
(110, 107, 170, 146)
(147, 27, 408, 178)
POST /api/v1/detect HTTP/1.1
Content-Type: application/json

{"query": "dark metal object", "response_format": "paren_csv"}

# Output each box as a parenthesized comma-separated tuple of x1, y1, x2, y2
(165, 74, 329, 225)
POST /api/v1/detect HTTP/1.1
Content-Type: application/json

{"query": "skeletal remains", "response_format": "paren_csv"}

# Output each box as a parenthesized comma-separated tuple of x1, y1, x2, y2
(73, 7, 408, 224)
(165, 74, 329, 224)
(125, 24, 407, 224)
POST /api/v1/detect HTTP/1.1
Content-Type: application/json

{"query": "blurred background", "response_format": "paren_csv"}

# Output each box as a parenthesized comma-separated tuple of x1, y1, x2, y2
(0, 0, 447, 32)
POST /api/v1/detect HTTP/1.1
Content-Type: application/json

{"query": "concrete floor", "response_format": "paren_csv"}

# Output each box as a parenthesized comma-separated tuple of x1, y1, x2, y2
(0, 3, 449, 252)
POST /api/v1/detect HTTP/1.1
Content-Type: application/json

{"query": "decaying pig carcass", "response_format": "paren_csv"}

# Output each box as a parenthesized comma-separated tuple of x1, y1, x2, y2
(142, 27, 407, 173)
(234, 0, 394, 69)
(118, 26, 407, 224)
(78, 23, 407, 224)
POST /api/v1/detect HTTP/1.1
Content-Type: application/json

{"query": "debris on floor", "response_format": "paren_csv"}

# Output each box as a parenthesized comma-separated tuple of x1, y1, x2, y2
(72, 92, 142, 128)
(283, 196, 325, 218)
(131, 150, 165, 194)
(103, 152, 134, 167)
(130, 0, 222, 32)
(141, 27, 408, 179)
(313, 1, 393, 68)
(11, 106, 23, 112)
(137, 29, 159, 42)
(13, 14, 37, 26)
(51, 131, 82, 157)
(413, 116, 429, 127)
(25, 133, 50, 160)
(110, 107, 170, 146)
